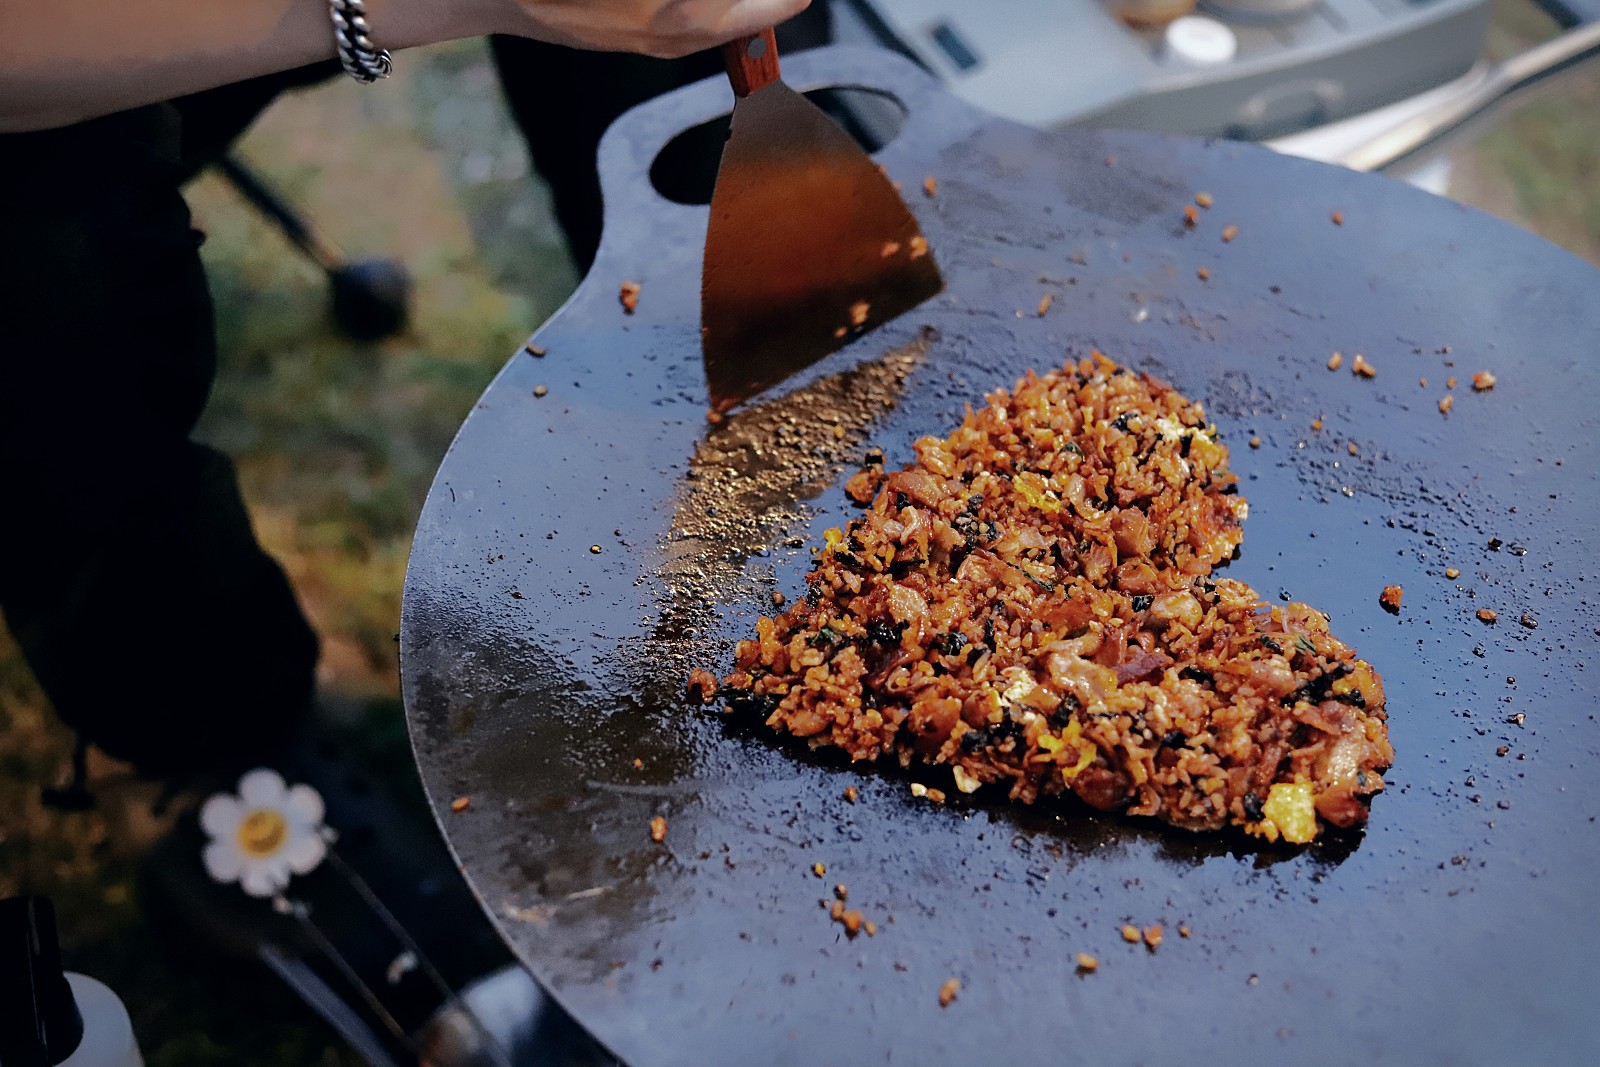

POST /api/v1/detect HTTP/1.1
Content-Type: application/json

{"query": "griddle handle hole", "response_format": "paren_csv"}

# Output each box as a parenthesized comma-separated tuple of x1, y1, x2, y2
(648, 87, 909, 206)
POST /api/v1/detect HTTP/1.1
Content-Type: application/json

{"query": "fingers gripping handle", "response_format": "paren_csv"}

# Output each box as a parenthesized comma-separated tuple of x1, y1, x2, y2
(723, 30, 781, 97)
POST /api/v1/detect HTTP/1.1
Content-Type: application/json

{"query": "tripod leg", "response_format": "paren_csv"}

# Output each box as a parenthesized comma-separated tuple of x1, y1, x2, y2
(214, 154, 410, 341)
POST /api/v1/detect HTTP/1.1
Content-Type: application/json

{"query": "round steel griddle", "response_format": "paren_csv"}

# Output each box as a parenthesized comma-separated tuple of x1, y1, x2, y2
(401, 48, 1600, 1066)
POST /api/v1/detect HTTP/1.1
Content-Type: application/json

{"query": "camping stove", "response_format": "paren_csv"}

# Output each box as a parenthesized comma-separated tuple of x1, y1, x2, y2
(833, 0, 1491, 140)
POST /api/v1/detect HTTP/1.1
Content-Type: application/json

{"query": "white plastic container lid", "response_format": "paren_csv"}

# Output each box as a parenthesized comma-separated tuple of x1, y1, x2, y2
(1164, 16, 1239, 66)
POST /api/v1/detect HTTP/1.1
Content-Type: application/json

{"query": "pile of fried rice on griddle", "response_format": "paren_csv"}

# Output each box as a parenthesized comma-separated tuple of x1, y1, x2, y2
(689, 354, 1391, 843)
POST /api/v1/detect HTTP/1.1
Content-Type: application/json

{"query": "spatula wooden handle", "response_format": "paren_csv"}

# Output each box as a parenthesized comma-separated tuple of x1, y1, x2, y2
(722, 29, 780, 97)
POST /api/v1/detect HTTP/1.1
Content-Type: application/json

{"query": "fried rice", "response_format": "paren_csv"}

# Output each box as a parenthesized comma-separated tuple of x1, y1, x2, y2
(688, 353, 1392, 842)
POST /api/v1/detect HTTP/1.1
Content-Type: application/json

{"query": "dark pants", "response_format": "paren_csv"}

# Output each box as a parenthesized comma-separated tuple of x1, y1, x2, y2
(0, 17, 829, 777)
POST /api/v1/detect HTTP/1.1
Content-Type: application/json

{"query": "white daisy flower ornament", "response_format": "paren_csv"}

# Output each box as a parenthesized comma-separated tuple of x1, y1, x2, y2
(200, 769, 330, 897)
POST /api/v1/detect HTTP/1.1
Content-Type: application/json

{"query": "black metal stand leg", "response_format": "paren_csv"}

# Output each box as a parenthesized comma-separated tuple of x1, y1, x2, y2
(214, 153, 411, 341)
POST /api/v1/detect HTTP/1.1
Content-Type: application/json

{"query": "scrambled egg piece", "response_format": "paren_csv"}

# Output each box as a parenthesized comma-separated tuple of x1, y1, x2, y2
(1261, 782, 1317, 844)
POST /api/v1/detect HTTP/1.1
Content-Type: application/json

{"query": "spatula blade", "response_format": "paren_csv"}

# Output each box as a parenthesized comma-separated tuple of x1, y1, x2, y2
(702, 82, 942, 413)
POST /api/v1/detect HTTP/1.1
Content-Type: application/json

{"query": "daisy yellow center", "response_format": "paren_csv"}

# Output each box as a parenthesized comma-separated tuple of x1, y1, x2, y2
(237, 809, 288, 857)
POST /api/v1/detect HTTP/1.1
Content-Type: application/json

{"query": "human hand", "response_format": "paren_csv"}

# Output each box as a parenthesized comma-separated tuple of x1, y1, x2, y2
(492, 0, 813, 58)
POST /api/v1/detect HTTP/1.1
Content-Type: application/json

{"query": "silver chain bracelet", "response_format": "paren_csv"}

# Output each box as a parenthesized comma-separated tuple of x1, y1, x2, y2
(328, 0, 393, 84)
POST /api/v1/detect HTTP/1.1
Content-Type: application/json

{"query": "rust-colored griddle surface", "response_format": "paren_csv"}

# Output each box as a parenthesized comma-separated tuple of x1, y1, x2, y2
(401, 48, 1600, 1067)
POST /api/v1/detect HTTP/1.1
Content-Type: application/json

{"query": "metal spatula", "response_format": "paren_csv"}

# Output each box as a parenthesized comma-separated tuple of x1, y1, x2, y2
(701, 30, 943, 414)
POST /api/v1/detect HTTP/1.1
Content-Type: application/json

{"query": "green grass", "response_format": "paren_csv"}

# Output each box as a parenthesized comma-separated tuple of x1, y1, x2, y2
(1452, 0, 1600, 264)
(187, 40, 577, 692)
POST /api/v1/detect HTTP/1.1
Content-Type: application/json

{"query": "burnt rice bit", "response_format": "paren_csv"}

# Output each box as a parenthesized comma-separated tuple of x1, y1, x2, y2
(688, 353, 1392, 843)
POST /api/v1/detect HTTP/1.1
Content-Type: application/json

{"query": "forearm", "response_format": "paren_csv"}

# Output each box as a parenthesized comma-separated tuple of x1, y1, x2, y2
(0, 0, 503, 133)
(0, 0, 813, 133)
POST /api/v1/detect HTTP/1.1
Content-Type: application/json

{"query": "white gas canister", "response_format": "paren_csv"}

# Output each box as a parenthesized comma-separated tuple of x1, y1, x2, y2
(59, 974, 143, 1067)
(1, 897, 144, 1067)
